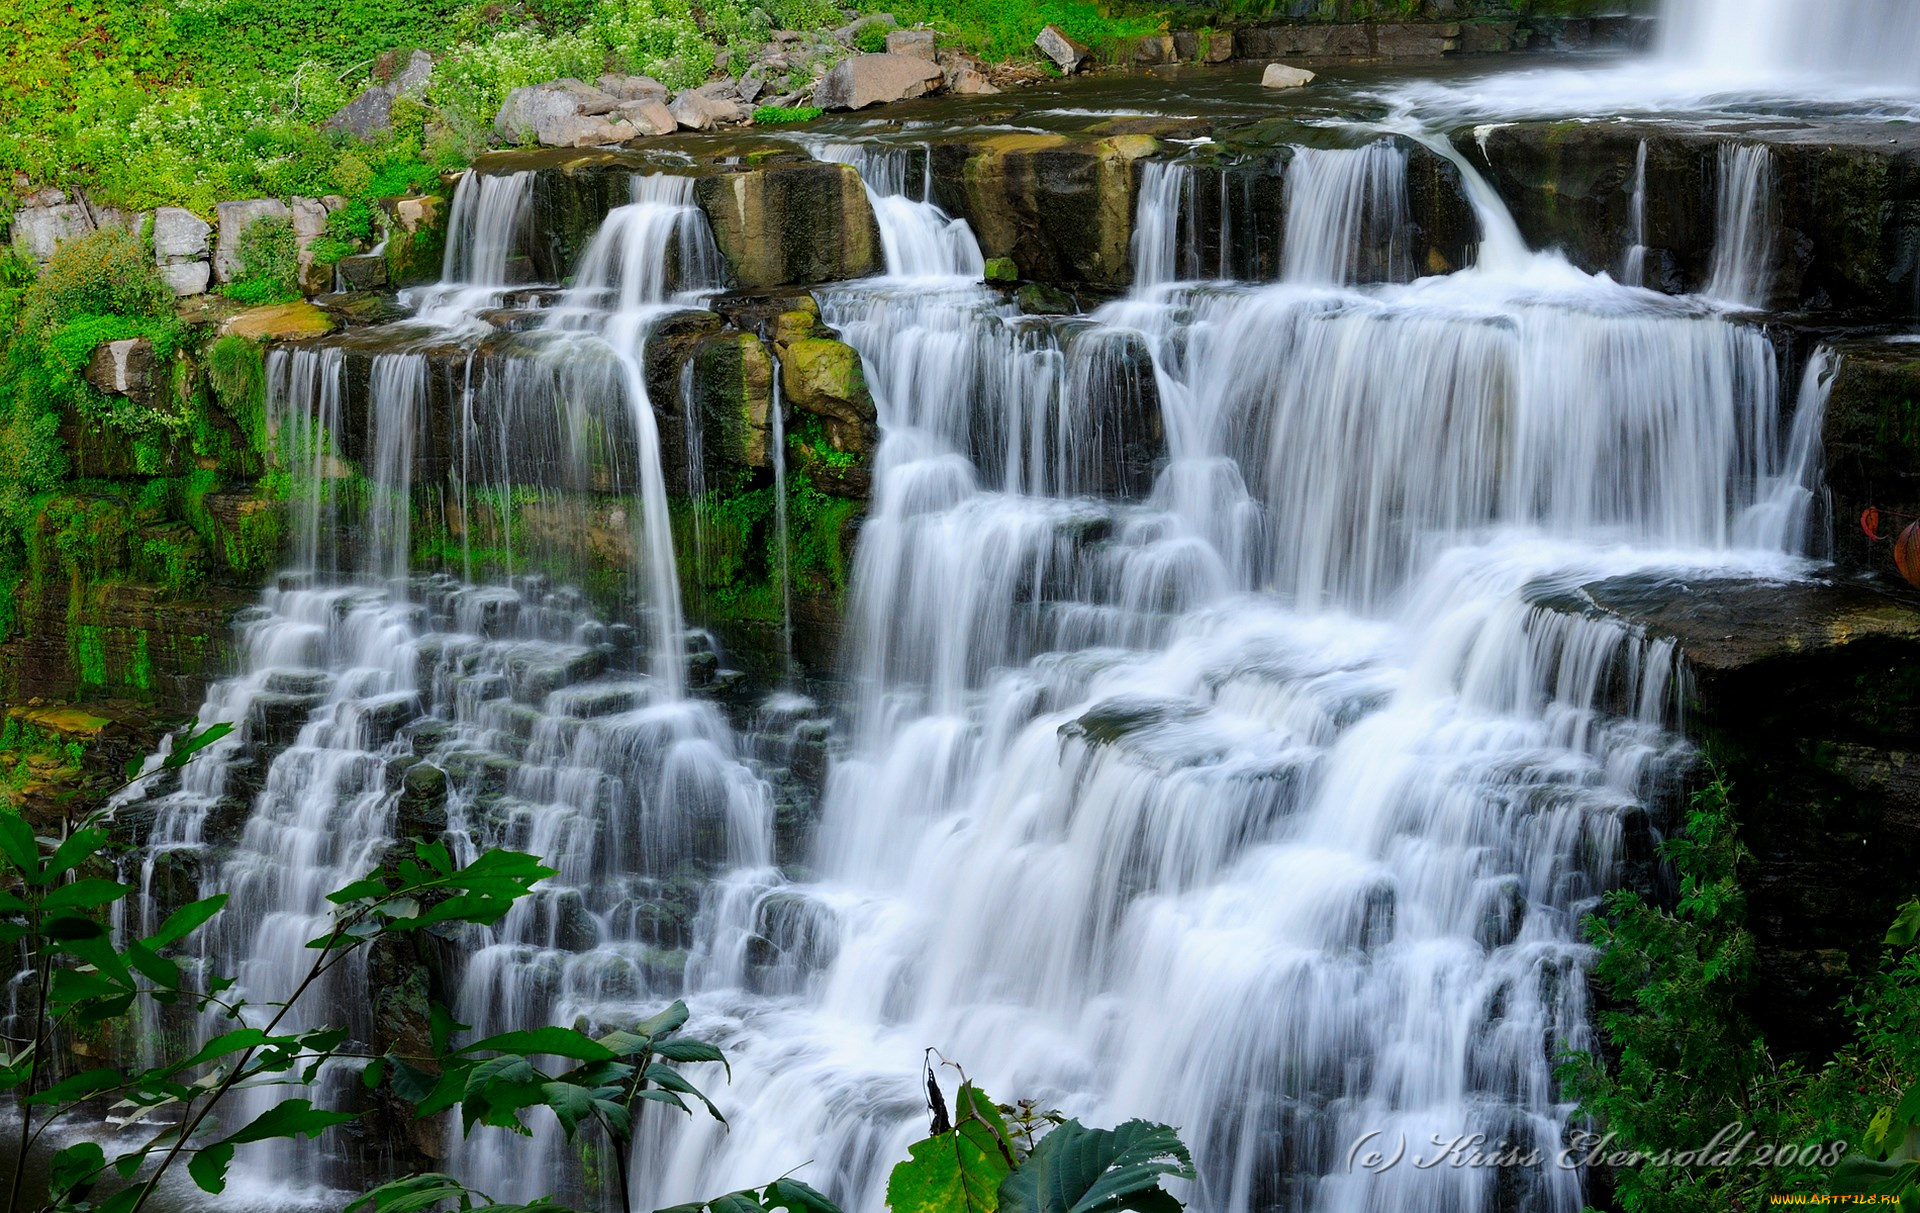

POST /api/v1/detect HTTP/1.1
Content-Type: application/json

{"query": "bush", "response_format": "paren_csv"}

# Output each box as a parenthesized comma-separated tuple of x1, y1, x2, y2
(224, 214, 301, 304)
(19, 227, 171, 335)
(752, 104, 824, 125)
(853, 22, 889, 52)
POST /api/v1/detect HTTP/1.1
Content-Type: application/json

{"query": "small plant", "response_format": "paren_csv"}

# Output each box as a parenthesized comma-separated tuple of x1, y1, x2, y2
(19, 228, 171, 335)
(221, 214, 300, 305)
(852, 22, 889, 53)
(752, 104, 825, 126)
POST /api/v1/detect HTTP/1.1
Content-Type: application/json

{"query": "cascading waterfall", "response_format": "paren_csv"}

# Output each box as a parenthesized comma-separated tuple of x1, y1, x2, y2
(1621, 140, 1647, 287)
(408, 169, 538, 325)
(1659, 0, 1920, 90)
(114, 89, 1843, 1213)
(1704, 144, 1776, 309)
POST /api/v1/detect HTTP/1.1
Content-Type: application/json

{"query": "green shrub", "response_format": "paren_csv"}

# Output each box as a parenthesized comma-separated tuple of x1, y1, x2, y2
(852, 22, 889, 52)
(752, 104, 824, 125)
(223, 213, 300, 304)
(19, 227, 171, 335)
(207, 333, 268, 453)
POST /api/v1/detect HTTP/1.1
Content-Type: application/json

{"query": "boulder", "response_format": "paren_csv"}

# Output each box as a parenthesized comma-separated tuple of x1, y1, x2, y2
(813, 52, 945, 111)
(152, 206, 210, 262)
(547, 113, 640, 147)
(694, 161, 884, 288)
(389, 49, 433, 96)
(337, 253, 390, 290)
(213, 198, 291, 283)
(669, 88, 750, 131)
(693, 331, 777, 468)
(886, 29, 936, 60)
(493, 78, 621, 145)
(619, 100, 678, 136)
(323, 86, 396, 140)
(598, 73, 668, 102)
(782, 337, 876, 454)
(1035, 24, 1092, 73)
(949, 67, 1000, 96)
(159, 261, 211, 297)
(1134, 35, 1176, 65)
(10, 203, 92, 263)
(221, 300, 337, 340)
(1261, 63, 1317, 89)
(84, 338, 158, 406)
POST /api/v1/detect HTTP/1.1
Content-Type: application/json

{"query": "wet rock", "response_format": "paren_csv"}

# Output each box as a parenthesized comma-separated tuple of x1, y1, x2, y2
(247, 691, 324, 749)
(213, 198, 291, 283)
(1017, 282, 1075, 315)
(353, 691, 423, 749)
(396, 761, 448, 840)
(782, 337, 876, 454)
(1261, 63, 1316, 89)
(84, 338, 157, 406)
(336, 253, 390, 291)
(1474, 876, 1525, 951)
(935, 133, 1157, 290)
(1035, 24, 1091, 73)
(694, 161, 883, 289)
(1825, 340, 1920, 575)
(813, 53, 945, 111)
(694, 330, 777, 469)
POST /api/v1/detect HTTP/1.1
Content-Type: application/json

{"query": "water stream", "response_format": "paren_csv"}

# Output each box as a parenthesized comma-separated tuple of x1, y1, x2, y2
(109, 28, 1860, 1213)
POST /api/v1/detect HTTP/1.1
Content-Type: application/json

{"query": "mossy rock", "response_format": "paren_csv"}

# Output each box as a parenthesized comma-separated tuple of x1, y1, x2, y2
(782, 337, 875, 454)
(692, 330, 776, 470)
(694, 162, 883, 289)
(220, 301, 336, 341)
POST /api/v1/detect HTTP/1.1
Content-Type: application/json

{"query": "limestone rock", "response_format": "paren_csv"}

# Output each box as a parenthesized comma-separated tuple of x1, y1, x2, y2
(10, 203, 92, 263)
(545, 113, 639, 147)
(337, 253, 390, 291)
(618, 100, 677, 136)
(1134, 35, 1176, 65)
(159, 261, 211, 297)
(886, 29, 936, 60)
(152, 206, 210, 262)
(1261, 63, 1316, 89)
(782, 336, 876, 455)
(1035, 24, 1091, 73)
(84, 338, 158, 406)
(669, 88, 750, 131)
(214, 198, 291, 283)
(813, 53, 945, 111)
(493, 78, 620, 145)
(390, 49, 433, 96)
(949, 66, 1000, 96)
(221, 300, 337, 340)
(694, 162, 884, 289)
(693, 331, 776, 468)
(598, 74, 668, 102)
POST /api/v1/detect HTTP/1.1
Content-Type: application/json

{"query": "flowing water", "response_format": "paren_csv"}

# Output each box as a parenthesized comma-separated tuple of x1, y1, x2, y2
(108, 40, 1856, 1213)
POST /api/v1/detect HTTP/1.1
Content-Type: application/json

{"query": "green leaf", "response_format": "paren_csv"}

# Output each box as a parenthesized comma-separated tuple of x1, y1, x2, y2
(0, 816, 38, 879)
(995, 1120, 1194, 1213)
(43, 913, 107, 941)
(633, 1000, 690, 1041)
(189, 1140, 235, 1194)
(46, 828, 110, 883)
(887, 1104, 1015, 1213)
(328, 878, 391, 906)
(145, 894, 229, 948)
(705, 1192, 771, 1213)
(462, 1027, 616, 1063)
(652, 1038, 730, 1076)
(645, 1063, 726, 1123)
(539, 1080, 597, 1138)
(386, 1053, 442, 1103)
(224, 1097, 357, 1145)
(26, 1066, 126, 1107)
(430, 1002, 466, 1055)
(49, 1141, 105, 1200)
(348, 1173, 487, 1213)
(163, 722, 233, 769)
(41, 878, 128, 911)
(1889, 898, 1920, 947)
(363, 1057, 386, 1090)
(763, 1177, 847, 1213)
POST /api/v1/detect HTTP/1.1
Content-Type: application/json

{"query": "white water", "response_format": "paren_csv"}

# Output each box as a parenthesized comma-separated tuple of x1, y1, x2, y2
(1703, 144, 1776, 309)
(1659, 0, 1920, 92)
(114, 81, 1844, 1213)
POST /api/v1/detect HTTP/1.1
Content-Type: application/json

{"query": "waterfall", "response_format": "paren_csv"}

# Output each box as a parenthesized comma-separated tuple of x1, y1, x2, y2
(1704, 144, 1776, 308)
(1659, 0, 1920, 90)
(1621, 140, 1647, 287)
(409, 169, 538, 326)
(1281, 142, 1413, 286)
(812, 143, 986, 279)
(115, 98, 1844, 1213)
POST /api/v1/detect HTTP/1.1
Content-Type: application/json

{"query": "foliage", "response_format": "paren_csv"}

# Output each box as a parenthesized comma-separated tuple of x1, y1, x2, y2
(852, 23, 891, 54)
(753, 106, 825, 126)
(222, 214, 301, 305)
(853, 0, 1164, 63)
(1563, 771, 1914, 1211)
(885, 1062, 1193, 1213)
(1832, 899, 1920, 1208)
(18, 230, 171, 337)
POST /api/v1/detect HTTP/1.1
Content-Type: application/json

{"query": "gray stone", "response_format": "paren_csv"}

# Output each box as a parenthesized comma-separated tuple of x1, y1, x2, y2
(812, 53, 944, 111)
(597, 73, 668, 102)
(159, 260, 211, 297)
(885, 29, 936, 60)
(540, 112, 638, 147)
(323, 85, 396, 140)
(493, 78, 621, 145)
(1261, 62, 1316, 89)
(152, 206, 211, 262)
(391, 49, 433, 97)
(617, 99, 677, 136)
(214, 198, 291, 283)
(291, 196, 328, 240)
(697, 79, 744, 102)
(337, 253, 389, 291)
(11, 203, 92, 263)
(949, 65, 999, 95)
(1134, 35, 1175, 65)
(1035, 24, 1091, 73)
(84, 338, 157, 404)
(737, 70, 765, 104)
(670, 88, 750, 131)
